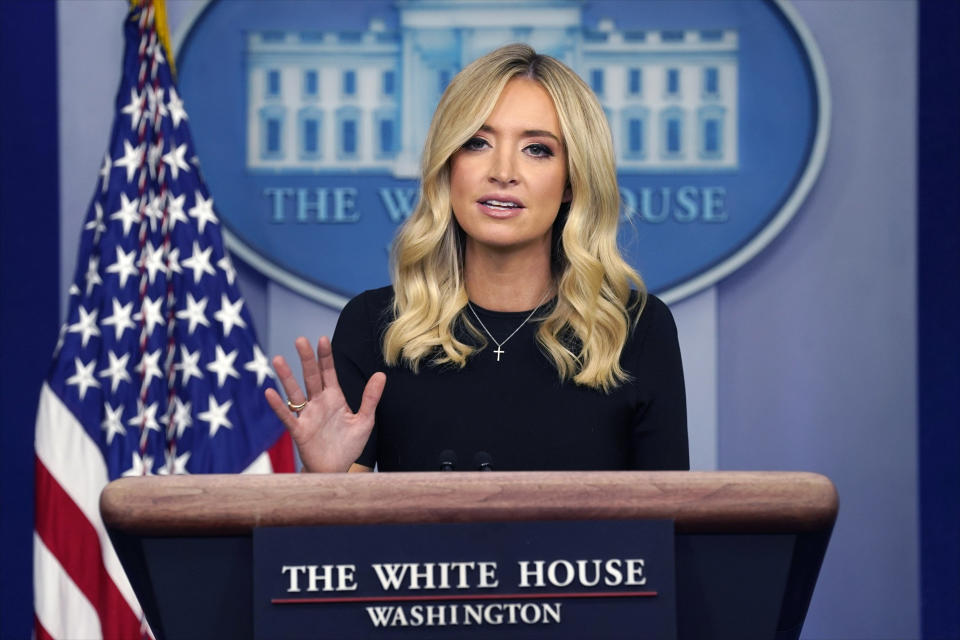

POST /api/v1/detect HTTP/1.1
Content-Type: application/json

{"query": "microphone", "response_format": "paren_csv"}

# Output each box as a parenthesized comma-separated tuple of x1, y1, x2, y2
(438, 449, 457, 471)
(473, 451, 493, 471)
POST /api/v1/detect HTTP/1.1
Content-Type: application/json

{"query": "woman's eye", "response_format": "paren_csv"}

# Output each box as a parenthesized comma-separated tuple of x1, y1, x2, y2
(525, 143, 554, 158)
(462, 137, 489, 151)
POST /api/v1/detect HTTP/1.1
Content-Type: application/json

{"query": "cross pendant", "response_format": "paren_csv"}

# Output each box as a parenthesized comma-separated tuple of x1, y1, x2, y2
(494, 346, 505, 362)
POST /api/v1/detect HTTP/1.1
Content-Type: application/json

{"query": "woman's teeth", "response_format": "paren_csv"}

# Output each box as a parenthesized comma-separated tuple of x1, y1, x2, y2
(483, 200, 520, 209)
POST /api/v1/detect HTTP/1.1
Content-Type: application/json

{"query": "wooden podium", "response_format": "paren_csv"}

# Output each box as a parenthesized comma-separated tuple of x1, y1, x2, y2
(101, 471, 837, 639)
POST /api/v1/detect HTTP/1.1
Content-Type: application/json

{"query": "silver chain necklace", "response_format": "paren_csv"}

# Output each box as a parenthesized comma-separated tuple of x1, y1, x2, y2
(466, 294, 549, 363)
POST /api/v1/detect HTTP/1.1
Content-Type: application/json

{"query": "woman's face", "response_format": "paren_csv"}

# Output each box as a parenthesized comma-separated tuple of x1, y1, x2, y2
(450, 77, 570, 259)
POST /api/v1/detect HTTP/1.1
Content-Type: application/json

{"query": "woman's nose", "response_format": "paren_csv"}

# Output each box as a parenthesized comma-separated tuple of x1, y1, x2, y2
(488, 148, 518, 185)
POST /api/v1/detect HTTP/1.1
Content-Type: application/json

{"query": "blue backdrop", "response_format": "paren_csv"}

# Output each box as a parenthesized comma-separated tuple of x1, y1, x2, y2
(1, 2, 957, 639)
(0, 3, 59, 639)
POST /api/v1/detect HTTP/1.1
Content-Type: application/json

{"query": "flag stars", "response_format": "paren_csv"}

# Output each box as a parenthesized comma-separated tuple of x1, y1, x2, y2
(101, 403, 126, 445)
(181, 241, 216, 283)
(120, 87, 144, 129)
(141, 241, 166, 284)
(166, 246, 183, 277)
(160, 449, 191, 475)
(106, 246, 139, 288)
(114, 139, 144, 183)
(136, 348, 163, 390)
(53, 322, 68, 357)
(128, 400, 162, 433)
(84, 256, 103, 296)
(98, 351, 132, 393)
(188, 192, 218, 234)
(66, 357, 100, 400)
(170, 397, 193, 440)
(206, 345, 240, 388)
(149, 39, 166, 68)
(145, 85, 167, 123)
(147, 139, 164, 179)
(171, 451, 191, 474)
(102, 298, 136, 340)
(214, 294, 246, 337)
(144, 193, 164, 232)
(68, 306, 101, 348)
(218, 255, 237, 286)
(159, 401, 177, 442)
(99, 153, 112, 192)
(245, 345, 275, 386)
(135, 296, 165, 337)
(176, 293, 210, 335)
(167, 88, 188, 128)
(110, 192, 141, 236)
(175, 345, 204, 386)
(167, 193, 188, 228)
(163, 143, 190, 180)
(122, 451, 155, 477)
(84, 202, 106, 243)
(198, 394, 233, 438)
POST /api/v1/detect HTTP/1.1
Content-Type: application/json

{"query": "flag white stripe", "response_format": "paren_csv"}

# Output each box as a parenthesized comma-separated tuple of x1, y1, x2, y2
(34, 533, 102, 640)
(242, 450, 274, 474)
(34, 382, 143, 619)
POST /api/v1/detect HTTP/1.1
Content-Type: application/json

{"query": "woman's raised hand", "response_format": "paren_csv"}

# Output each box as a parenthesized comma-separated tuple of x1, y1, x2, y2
(264, 336, 385, 472)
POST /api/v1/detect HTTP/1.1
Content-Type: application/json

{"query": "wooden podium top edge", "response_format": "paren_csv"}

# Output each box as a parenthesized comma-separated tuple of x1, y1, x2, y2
(100, 470, 838, 536)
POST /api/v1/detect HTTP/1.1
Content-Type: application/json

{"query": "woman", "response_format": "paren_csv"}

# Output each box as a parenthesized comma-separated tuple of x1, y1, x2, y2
(265, 44, 688, 472)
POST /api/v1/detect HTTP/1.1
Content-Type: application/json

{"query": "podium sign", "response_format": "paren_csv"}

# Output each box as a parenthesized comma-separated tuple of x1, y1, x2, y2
(101, 471, 838, 639)
(253, 520, 676, 639)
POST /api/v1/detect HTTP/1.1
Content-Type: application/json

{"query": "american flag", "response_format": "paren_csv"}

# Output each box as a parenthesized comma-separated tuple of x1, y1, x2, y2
(33, 2, 295, 637)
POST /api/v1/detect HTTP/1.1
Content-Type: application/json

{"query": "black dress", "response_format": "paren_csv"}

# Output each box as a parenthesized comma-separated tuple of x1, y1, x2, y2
(332, 286, 689, 472)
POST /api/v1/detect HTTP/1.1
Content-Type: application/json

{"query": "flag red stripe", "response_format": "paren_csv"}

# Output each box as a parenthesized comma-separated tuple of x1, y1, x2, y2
(268, 431, 295, 472)
(34, 457, 141, 639)
(34, 615, 55, 640)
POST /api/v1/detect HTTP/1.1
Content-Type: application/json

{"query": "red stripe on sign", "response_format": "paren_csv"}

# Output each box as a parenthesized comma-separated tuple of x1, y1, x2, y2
(273, 590, 659, 604)
(268, 431, 296, 472)
(34, 457, 142, 639)
(34, 615, 55, 640)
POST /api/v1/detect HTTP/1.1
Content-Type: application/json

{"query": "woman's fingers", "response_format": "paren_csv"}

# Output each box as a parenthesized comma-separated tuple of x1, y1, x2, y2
(272, 354, 307, 407)
(264, 387, 298, 430)
(316, 336, 342, 392)
(295, 336, 325, 398)
(356, 372, 386, 422)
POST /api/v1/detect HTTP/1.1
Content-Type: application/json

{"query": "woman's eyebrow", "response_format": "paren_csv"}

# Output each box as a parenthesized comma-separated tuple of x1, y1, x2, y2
(478, 124, 561, 143)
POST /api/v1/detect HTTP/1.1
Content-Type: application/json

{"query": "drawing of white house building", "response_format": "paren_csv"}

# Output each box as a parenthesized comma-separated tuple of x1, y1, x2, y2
(245, 0, 738, 177)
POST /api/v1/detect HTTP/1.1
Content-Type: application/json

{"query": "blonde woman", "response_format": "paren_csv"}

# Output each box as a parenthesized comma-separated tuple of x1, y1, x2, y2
(266, 44, 688, 472)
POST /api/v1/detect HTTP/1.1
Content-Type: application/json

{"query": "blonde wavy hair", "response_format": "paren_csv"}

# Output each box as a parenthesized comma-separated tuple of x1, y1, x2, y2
(383, 43, 645, 391)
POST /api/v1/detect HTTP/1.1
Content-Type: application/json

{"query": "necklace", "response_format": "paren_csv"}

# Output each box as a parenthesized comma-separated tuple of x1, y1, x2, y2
(466, 294, 549, 363)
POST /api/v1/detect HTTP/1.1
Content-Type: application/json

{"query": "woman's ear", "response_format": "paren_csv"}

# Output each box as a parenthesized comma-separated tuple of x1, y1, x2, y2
(562, 184, 572, 203)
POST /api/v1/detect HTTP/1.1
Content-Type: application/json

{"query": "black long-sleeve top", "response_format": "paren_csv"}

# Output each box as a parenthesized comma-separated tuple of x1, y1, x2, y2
(332, 286, 689, 472)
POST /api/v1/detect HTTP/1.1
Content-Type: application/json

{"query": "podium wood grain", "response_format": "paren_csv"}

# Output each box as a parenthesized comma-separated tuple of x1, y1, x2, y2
(100, 471, 837, 535)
